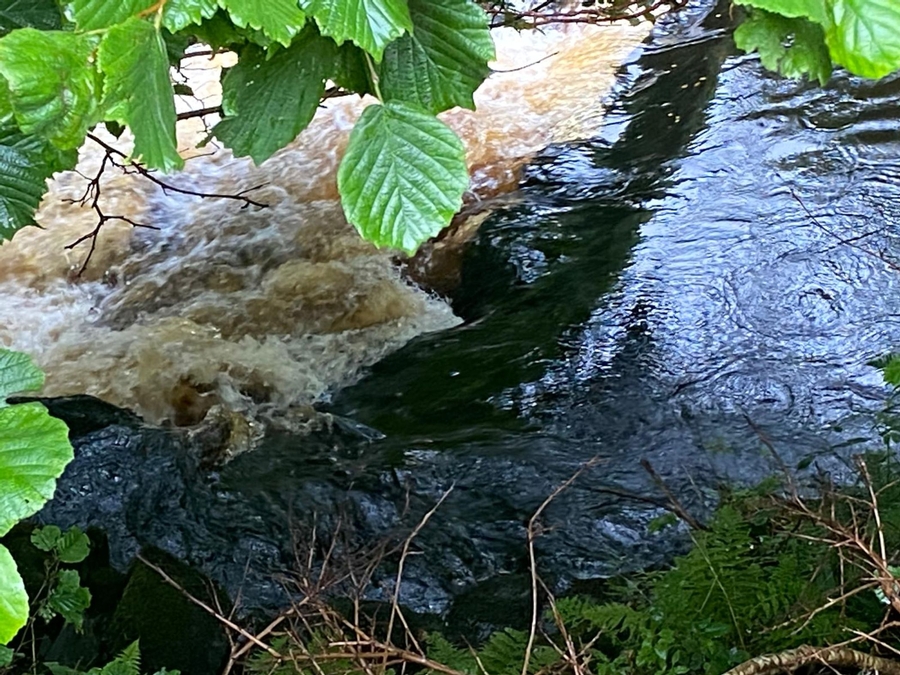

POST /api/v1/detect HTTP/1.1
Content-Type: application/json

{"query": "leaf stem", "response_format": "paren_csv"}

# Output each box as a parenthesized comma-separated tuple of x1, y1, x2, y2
(365, 53, 383, 101)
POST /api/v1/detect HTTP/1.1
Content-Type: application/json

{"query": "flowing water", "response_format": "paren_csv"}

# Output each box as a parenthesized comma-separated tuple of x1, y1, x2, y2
(20, 0, 900, 629)
(0, 21, 646, 426)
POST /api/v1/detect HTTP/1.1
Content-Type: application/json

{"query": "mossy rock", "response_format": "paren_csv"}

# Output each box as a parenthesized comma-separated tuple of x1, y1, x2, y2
(110, 549, 229, 675)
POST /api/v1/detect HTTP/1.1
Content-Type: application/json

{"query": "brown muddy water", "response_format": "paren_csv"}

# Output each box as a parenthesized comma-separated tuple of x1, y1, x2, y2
(0, 22, 647, 426)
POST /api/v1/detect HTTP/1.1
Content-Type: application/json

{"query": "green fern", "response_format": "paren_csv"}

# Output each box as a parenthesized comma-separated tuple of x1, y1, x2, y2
(44, 642, 170, 675)
(424, 633, 477, 675)
(100, 642, 141, 675)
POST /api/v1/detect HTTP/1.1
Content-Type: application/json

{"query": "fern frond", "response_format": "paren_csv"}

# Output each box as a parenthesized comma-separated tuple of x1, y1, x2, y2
(101, 642, 141, 675)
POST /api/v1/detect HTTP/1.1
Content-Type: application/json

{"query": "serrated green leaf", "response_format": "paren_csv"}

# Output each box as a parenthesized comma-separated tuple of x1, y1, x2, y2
(56, 527, 90, 563)
(0, 29, 100, 150)
(331, 43, 372, 94)
(0, 119, 76, 240)
(823, 0, 900, 79)
(338, 101, 468, 253)
(301, 0, 412, 61)
(214, 33, 332, 164)
(735, 9, 832, 85)
(189, 10, 247, 50)
(0, 375, 73, 536)
(162, 0, 218, 32)
(0, 349, 43, 402)
(99, 18, 182, 172)
(0, 78, 11, 121)
(0, 145, 54, 240)
(734, 0, 826, 23)
(217, 0, 306, 47)
(0, 545, 27, 645)
(0, 644, 13, 666)
(0, 119, 78, 174)
(0, 0, 63, 34)
(380, 0, 494, 114)
(31, 524, 62, 552)
(47, 569, 91, 630)
(65, 0, 154, 31)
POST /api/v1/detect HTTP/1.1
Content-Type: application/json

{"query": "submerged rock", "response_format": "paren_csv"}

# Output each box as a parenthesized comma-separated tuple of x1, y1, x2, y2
(35, 395, 692, 619)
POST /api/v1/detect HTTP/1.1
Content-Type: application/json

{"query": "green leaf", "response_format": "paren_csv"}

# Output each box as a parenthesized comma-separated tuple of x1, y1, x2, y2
(45, 664, 83, 675)
(56, 527, 90, 564)
(301, 0, 412, 61)
(31, 524, 62, 552)
(823, 0, 900, 79)
(0, 116, 76, 240)
(331, 43, 372, 94)
(734, 0, 826, 22)
(162, 0, 218, 32)
(217, 0, 306, 47)
(734, 9, 832, 85)
(0, 402, 73, 537)
(0, 119, 78, 174)
(99, 18, 182, 172)
(47, 570, 91, 630)
(65, 0, 154, 31)
(213, 32, 332, 164)
(0, 644, 13, 666)
(379, 0, 494, 114)
(0, 77, 11, 121)
(0, 348, 44, 402)
(0, 545, 27, 644)
(0, 144, 55, 240)
(0, 118, 76, 239)
(883, 354, 900, 386)
(0, 29, 100, 150)
(338, 101, 468, 253)
(0, 0, 63, 34)
(189, 10, 248, 50)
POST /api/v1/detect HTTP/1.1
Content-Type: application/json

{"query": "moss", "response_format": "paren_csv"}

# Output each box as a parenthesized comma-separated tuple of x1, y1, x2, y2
(109, 550, 228, 675)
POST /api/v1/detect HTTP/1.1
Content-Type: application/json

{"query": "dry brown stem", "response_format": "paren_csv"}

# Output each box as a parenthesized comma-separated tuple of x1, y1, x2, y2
(724, 645, 900, 675)
(522, 456, 603, 675)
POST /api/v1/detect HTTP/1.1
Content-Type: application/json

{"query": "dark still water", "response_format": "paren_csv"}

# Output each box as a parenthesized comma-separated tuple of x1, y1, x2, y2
(41, 2, 900, 622)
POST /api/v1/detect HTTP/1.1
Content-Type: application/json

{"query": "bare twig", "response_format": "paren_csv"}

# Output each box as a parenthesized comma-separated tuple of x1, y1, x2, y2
(486, 0, 688, 28)
(385, 486, 455, 656)
(522, 456, 603, 675)
(639, 458, 707, 531)
(137, 554, 284, 660)
(64, 133, 268, 274)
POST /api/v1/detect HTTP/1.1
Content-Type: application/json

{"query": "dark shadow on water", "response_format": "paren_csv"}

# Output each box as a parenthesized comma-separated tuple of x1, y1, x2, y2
(330, 8, 733, 440)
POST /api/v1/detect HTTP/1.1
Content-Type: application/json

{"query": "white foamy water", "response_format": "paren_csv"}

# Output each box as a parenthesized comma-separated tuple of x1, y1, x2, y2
(0, 22, 647, 425)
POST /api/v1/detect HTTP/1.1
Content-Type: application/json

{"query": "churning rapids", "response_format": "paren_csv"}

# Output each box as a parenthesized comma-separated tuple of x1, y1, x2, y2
(10, 0, 900, 624)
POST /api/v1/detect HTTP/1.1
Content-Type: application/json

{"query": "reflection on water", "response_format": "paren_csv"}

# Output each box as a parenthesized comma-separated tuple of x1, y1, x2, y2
(325, 6, 900, 583)
(0, 21, 646, 424)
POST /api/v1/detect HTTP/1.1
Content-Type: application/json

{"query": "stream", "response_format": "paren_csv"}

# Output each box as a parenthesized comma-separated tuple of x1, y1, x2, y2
(7, 0, 900, 666)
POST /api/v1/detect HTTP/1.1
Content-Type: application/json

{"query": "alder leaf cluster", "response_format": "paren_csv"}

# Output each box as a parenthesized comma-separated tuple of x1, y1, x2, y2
(734, 0, 900, 84)
(0, 0, 496, 253)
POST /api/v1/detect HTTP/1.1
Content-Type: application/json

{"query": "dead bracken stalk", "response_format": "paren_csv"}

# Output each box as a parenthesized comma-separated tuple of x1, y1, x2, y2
(723, 645, 900, 675)
(522, 456, 604, 675)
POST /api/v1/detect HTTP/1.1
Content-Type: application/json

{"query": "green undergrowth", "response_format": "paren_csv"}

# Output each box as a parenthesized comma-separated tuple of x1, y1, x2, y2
(246, 453, 900, 675)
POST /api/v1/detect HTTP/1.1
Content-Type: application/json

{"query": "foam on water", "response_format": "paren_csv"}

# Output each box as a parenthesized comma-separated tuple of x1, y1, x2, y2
(0, 21, 647, 424)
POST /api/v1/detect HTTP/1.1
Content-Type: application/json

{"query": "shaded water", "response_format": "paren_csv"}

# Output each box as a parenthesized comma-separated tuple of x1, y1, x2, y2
(25, 0, 900, 624)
